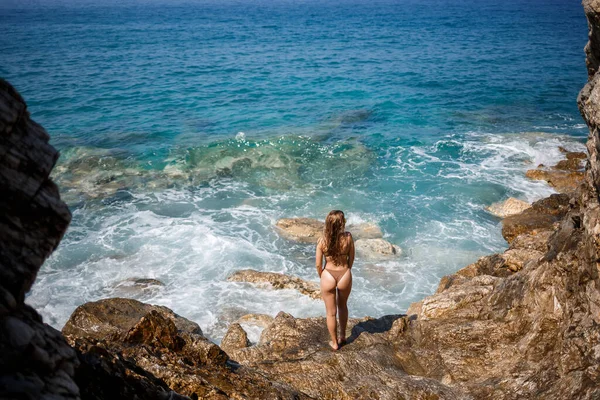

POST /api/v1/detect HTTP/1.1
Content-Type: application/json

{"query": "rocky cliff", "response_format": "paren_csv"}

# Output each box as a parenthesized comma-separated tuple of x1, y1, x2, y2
(0, 79, 80, 399)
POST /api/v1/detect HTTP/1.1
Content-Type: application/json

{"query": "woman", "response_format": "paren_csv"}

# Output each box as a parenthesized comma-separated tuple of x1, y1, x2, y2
(315, 210, 355, 350)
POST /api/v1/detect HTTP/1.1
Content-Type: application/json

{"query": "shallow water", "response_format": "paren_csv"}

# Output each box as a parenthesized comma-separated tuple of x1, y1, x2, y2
(0, 0, 589, 341)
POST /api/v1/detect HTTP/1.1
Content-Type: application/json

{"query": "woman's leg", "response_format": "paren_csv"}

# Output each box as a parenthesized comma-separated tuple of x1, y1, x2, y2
(320, 270, 338, 350)
(336, 270, 352, 345)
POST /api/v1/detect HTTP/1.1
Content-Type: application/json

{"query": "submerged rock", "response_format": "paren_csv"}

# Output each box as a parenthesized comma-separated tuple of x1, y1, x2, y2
(354, 238, 402, 259)
(275, 217, 383, 243)
(227, 269, 321, 299)
(275, 217, 324, 243)
(112, 278, 164, 297)
(485, 197, 531, 218)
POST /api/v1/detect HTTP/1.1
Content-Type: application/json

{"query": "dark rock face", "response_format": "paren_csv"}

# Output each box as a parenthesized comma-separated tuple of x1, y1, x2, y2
(0, 79, 80, 399)
(501, 193, 571, 244)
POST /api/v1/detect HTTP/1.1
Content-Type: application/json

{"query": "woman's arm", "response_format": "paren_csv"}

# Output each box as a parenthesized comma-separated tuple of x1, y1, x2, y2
(347, 233, 355, 269)
(315, 238, 324, 277)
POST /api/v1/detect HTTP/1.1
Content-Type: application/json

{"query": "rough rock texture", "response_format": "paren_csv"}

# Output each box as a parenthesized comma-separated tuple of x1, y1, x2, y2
(64, 298, 309, 400)
(525, 168, 584, 192)
(62, 298, 203, 341)
(275, 218, 382, 243)
(501, 193, 571, 244)
(354, 238, 402, 259)
(227, 312, 465, 400)
(0, 79, 80, 399)
(220, 323, 251, 354)
(227, 269, 321, 299)
(485, 197, 531, 218)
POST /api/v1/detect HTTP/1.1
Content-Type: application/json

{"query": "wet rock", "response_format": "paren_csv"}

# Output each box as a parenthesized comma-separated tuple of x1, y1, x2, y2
(227, 269, 321, 299)
(0, 79, 80, 400)
(502, 193, 571, 244)
(275, 217, 324, 243)
(525, 168, 584, 192)
(485, 197, 531, 218)
(221, 323, 251, 354)
(63, 297, 203, 339)
(355, 238, 402, 259)
(553, 158, 585, 171)
(275, 217, 383, 243)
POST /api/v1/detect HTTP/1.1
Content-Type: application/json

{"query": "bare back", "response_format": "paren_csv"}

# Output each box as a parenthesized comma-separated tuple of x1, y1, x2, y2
(322, 232, 353, 269)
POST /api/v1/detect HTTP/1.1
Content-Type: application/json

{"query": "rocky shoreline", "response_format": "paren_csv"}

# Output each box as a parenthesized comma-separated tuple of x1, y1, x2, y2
(55, 143, 598, 400)
(3, 1, 600, 398)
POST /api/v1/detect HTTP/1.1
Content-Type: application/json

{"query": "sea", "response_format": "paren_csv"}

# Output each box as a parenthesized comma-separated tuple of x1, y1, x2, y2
(0, 0, 589, 342)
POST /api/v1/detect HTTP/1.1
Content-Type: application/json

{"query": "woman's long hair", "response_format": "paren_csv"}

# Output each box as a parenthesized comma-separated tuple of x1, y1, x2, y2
(322, 210, 346, 261)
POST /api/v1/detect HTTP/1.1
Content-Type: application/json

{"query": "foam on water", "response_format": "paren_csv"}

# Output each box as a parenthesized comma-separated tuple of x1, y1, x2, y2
(27, 130, 586, 341)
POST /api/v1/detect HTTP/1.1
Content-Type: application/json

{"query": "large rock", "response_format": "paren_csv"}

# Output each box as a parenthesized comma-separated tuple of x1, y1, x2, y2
(485, 197, 531, 218)
(501, 193, 571, 244)
(64, 298, 309, 399)
(63, 297, 203, 340)
(0, 79, 80, 400)
(355, 238, 402, 259)
(220, 323, 251, 354)
(525, 168, 584, 192)
(275, 217, 383, 243)
(227, 269, 321, 299)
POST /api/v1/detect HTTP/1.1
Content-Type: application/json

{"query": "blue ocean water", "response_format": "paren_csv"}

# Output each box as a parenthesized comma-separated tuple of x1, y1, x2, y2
(0, 0, 589, 340)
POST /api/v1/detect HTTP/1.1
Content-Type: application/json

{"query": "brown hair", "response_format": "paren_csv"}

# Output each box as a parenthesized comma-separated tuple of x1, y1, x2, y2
(321, 210, 346, 261)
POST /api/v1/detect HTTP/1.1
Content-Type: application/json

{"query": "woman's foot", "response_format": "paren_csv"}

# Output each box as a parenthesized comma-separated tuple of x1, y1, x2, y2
(337, 338, 347, 347)
(328, 341, 339, 351)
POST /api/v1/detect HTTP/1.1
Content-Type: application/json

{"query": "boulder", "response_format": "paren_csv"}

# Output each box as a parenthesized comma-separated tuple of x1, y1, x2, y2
(275, 217, 324, 243)
(220, 323, 251, 354)
(64, 298, 309, 399)
(227, 269, 321, 299)
(502, 193, 571, 244)
(63, 297, 203, 339)
(355, 238, 402, 259)
(275, 217, 383, 243)
(525, 169, 584, 192)
(485, 197, 531, 218)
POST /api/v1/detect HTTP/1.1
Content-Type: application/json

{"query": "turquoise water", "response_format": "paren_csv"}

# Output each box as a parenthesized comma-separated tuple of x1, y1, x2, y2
(0, 0, 589, 340)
